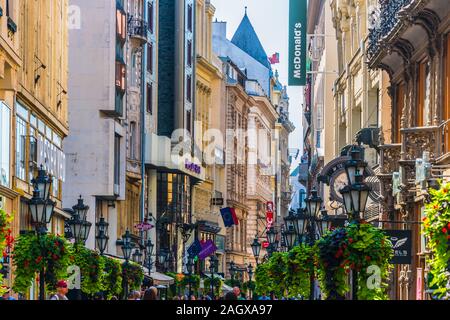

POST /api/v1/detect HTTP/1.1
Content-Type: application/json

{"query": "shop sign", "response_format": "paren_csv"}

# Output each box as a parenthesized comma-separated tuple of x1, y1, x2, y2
(384, 230, 412, 264)
(37, 135, 66, 181)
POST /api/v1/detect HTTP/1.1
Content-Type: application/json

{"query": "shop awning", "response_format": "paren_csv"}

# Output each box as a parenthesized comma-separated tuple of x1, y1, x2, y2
(150, 271, 175, 285)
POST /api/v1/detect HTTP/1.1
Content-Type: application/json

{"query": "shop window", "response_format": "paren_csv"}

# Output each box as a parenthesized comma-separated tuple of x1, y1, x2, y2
(0, 102, 10, 187)
(15, 117, 27, 181)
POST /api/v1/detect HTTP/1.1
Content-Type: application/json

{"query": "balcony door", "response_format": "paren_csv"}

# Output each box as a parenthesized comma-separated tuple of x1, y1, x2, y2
(444, 35, 450, 152)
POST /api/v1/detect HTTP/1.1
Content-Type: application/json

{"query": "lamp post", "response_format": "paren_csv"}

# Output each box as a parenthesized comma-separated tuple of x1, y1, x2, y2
(29, 167, 55, 300)
(67, 196, 92, 247)
(185, 256, 194, 300)
(338, 147, 371, 300)
(132, 248, 143, 265)
(144, 239, 154, 274)
(266, 227, 278, 258)
(247, 263, 254, 299)
(95, 216, 109, 255)
(209, 255, 218, 299)
(282, 225, 296, 251)
(119, 230, 134, 299)
(250, 237, 261, 265)
(158, 248, 168, 271)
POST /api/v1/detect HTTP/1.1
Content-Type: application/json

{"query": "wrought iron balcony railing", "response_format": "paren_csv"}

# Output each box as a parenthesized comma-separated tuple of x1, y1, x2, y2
(367, 0, 412, 59)
(379, 143, 401, 175)
(128, 18, 149, 43)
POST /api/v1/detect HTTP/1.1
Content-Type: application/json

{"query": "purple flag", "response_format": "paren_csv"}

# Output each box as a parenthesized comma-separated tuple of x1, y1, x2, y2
(198, 239, 217, 261)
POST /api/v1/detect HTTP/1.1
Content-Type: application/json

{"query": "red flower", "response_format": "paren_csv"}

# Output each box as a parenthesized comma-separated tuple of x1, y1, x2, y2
(365, 256, 371, 262)
(350, 263, 355, 269)
(442, 227, 448, 234)
(36, 256, 43, 264)
(444, 188, 448, 194)
(447, 235, 450, 240)
(433, 204, 439, 210)
(447, 222, 450, 229)
(52, 254, 59, 260)
(348, 238, 354, 244)
(24, 260, 29, 268)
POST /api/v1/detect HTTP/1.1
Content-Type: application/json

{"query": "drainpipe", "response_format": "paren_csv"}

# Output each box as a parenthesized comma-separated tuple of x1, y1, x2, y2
(140, 8, 148, 248)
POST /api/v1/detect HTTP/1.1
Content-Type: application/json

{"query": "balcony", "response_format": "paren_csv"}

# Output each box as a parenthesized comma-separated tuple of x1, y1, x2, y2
(378, 143, 401, 176)
(367, 0, 450, 69)
(128, 18, 149, 45)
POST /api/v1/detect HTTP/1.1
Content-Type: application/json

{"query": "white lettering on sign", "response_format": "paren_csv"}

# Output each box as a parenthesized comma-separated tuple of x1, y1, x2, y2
(37, 136, 66, 181)
(292, 22, 303, 79)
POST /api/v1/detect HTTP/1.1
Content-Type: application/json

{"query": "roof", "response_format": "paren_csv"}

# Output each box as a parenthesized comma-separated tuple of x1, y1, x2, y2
(231, 12, 270, 69)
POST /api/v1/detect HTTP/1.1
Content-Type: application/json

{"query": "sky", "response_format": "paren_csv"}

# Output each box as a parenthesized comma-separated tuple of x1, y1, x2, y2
(211, 0, 304, 171)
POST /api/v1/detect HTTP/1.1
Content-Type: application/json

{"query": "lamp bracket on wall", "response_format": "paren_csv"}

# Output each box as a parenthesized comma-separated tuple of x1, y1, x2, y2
(34, 56, 46, 84)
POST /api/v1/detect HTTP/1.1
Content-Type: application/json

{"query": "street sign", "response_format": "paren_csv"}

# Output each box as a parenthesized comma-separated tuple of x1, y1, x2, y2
(384, 230, 413, 264)
(288, 0, 307, 86)
(211, 198, 224, 206)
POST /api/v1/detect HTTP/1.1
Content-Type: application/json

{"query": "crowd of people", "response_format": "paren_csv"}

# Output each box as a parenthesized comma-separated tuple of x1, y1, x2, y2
(0, 281, 287, 300)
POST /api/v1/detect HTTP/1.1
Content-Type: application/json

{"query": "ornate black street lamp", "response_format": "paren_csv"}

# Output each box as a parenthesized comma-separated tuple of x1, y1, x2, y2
(144, 239, 154, 273)
(28, 167, 55, 300)
(95, 216, 109, 255)
(132, 248, 143, 265)
(250, 237, 261, 265)
(229, 260, 236, 279)
(266, 227, 277, 245)
(337, 146, 371, 300)
(282, 225, 296, 250)
(247, 263, 254, 299)
(119, 230, 135, 299)
(209, 255, 218, 298)
(185, 256, 195, 300)
(67, 196, 92, 246)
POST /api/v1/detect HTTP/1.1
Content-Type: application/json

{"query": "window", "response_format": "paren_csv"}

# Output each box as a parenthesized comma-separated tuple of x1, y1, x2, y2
(116, 9, 126, 42)
(114, 134, 121, 190)
(187, 4, 193, 32)
(0, 102, 10, 187)
(147, 83, 153, 114)
(186, 75, 192, 102)
(186, 110, 191, 134)
(6, 0, 10, 17)
(148, 2, 154, 34)
(131, 51, 138, 87)
(115, 61, 126, 91)
(147, 43, 153, 74)
(417, 61, 429, 127)
(187, 40, 192, 67)
(394, 83, 404, 143)
(130, 122, 137, 160)
(15, 116, 27, 181)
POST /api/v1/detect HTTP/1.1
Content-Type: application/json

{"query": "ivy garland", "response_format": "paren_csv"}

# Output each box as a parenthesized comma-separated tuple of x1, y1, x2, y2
(266, 252, 288, 298)
(181, 274, 200, 289)
(316, 222, 393, 300)
(423, 182, 450, 299)
(285, 244, 316, 298)
(12, 233, 71, 294)
(122, 262, 144, 291)
(0, 208, 13, 295)
(70, 245, 105, 296)
(203, 276, 223, 296)
(254, 262, 272, 296)
(102, 256, 123, 299)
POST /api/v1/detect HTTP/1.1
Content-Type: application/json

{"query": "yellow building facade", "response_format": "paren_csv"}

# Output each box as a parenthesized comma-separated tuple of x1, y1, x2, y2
(0, 0, 69, 295)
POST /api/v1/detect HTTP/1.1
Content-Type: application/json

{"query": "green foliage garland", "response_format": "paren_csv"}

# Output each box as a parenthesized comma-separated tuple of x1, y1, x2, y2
(423, 182, 450, 299)
(102, 256, 123, 299)
(255, 261, 272, 295)
(285, 244, 316, 298)
(71, 245, 105, 296)
(203, 276, 222, 296)
(12, 233, 71, 294)
(316, 221, 393, 300)
(0, 208, 13, 295)
(122, 262, 144, 291)
(266, 252, 288, 298)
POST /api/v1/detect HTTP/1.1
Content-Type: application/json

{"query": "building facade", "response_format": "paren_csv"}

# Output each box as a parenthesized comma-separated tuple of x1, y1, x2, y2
(0, 0, 69, 297)
(367, 0, 450, 300)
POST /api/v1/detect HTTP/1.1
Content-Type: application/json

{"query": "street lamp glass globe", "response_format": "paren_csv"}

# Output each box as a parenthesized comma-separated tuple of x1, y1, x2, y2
(267, 227, 277, 245)
(305, 189, 322, 218)
(251, 237, 261, 258)
(31, 167, 52, 201)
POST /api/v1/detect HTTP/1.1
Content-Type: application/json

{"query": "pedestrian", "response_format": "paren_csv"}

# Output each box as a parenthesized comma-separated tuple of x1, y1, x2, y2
(127, 292, 135, 300)
(1, 288, 16, 300)
(224, 291, 237, 300)
(143, 287, 158, 300)
(258, 292, 270, 300)
(110, 296, 118, 301)
(172, 295, 180, 300)
(50, 280, 69, 300)
(233, 287, 245, 301)
(190, 295, 196, 300)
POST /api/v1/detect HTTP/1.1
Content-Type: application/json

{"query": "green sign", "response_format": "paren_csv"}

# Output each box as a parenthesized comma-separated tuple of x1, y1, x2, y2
(288, 0, 307, 86)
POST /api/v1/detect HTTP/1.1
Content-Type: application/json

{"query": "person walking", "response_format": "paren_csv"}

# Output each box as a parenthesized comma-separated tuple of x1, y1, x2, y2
(143, 287, 158, 300)
(1, 288, 16, 300)
(50, 280, 69, 300)
(224, 291, 237, 300)
(233, 287, 246, 301)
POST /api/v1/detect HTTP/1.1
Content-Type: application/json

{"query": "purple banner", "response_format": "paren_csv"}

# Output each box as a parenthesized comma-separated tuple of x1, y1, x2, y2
(198, 239, 217, 260)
